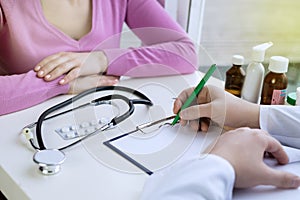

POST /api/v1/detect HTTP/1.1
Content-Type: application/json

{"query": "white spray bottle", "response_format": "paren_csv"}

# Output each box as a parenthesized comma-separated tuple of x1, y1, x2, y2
(241, 42, 273, 103)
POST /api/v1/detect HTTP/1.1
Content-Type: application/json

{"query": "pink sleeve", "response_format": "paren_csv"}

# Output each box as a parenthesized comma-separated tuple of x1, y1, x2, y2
(105, 0, 197, 77)
(0, 70, 69, 115)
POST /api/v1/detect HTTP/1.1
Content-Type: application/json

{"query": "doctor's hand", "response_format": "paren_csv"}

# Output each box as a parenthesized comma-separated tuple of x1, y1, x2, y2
(173, 85, 260, 132)
(209, 127, 300, 189)
(68, 74, 119, 94)
(34, 51, 108, 85)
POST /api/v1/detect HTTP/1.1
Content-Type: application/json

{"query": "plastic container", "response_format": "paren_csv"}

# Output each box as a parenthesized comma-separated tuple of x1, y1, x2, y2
(260, 56, 289, 105)
(296, 87, 300, 106)
(287, 92, 296, 106)
(225, 55, 245, 97)
(241, 42, 273, 104)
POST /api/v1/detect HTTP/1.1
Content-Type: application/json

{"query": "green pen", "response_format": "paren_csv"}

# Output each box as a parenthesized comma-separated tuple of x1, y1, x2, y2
(171, 64, 217, 125)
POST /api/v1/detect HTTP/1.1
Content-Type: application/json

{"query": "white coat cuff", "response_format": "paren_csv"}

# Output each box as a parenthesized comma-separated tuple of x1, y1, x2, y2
(140, 154, 235, 200)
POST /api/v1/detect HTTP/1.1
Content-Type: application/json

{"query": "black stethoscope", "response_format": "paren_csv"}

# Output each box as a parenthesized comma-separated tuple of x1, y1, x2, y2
(22, 86, 153, 175)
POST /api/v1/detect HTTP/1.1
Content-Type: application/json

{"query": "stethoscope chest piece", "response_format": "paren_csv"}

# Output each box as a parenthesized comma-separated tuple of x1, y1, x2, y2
(33, 149, 66, 175)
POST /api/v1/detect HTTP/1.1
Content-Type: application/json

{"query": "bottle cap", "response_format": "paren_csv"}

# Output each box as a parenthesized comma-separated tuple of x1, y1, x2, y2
(287, 92, 296, 106)
(232, 55, 244, 65)
(268, 56, 289, 73)
(252, 42, 273, 62)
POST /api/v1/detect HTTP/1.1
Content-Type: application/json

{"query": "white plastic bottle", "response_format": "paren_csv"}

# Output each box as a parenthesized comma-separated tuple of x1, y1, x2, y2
(296, 87, 300, 106)
(241, 42, 273, 104)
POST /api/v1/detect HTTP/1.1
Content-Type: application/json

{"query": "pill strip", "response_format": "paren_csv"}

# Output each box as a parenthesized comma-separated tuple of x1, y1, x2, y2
(55, 117, 110, 140)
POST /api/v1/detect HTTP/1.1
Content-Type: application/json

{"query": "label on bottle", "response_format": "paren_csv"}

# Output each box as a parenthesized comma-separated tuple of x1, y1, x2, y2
(271, 89, 287, 105)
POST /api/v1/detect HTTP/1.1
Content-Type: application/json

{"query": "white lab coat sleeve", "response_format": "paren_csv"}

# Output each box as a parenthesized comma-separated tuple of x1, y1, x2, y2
(260, 105, 300, 149)
(140, 154, 235, 200)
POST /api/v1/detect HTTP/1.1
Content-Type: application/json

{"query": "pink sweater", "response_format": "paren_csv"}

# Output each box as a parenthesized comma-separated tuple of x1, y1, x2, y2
(0, 0, 197, 115)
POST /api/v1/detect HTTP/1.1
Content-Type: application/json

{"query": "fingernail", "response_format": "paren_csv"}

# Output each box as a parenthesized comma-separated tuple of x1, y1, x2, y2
(45, 75, 51, 80)
(38, 71, 44, 76)
(35, 66, 41, 71)
(59, 79, 65, 84)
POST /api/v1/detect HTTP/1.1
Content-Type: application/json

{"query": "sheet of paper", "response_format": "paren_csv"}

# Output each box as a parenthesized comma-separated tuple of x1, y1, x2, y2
(112, 124, 300, 173)
(111, 125, 224, 172)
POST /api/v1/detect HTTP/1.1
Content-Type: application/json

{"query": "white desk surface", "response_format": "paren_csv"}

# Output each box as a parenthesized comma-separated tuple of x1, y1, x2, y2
(1, 72, 300, 200)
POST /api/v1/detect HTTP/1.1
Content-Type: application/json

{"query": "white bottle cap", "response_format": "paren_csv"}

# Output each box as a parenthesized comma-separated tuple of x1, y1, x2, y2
(232, 55, 244, 65)
(296, 87, 300, 106)
(268, 56, 289, 73)
(252, 42, 273, 62)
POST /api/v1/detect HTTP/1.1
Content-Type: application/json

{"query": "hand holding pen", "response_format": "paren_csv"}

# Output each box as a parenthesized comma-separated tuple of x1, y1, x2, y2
(171, 64, 216, 129)
(173, 84, 261, 132)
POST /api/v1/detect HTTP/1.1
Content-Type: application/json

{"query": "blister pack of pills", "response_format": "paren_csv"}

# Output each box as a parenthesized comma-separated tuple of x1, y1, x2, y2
(55, 117, 110, 140)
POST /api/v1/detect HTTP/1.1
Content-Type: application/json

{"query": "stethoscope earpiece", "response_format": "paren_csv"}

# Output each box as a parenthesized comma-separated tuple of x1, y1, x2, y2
(33, 149, 66, 175)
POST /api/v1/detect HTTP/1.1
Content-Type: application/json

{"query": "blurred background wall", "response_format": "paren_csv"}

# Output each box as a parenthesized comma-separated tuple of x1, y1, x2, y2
(201, 0, 300, 91)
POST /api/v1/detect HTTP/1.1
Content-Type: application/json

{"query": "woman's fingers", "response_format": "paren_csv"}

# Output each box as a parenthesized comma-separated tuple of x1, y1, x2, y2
(34, 51, 108, 84)
(59, 66, 80, 84)
(35, 55, 79, 81)
(34, 53, 62, 72)
(35, 53, 71, 77)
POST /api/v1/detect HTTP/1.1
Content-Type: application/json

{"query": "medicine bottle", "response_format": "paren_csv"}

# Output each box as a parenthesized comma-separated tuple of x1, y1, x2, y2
(225, 55, 245, 97)
(260, 56, 289, 105)
(241, 42, 273, 104)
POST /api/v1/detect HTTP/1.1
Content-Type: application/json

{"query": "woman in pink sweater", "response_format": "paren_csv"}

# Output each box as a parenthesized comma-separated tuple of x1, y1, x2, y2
(0, 0, 197, 115)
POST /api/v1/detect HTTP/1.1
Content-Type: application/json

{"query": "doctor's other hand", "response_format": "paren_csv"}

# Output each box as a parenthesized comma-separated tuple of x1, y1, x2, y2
(34, 51, 108, 85)
(173, 85, 260, 132)
(68, 74, 119, 94)
(209, 127, 300, 189)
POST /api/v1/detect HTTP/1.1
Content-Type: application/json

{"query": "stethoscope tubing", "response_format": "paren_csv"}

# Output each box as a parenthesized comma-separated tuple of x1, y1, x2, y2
(34, 86, 153, 150)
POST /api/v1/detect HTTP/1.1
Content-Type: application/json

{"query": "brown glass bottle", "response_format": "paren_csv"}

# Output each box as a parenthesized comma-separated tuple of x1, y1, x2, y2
(260, 56, 289, 105)
(225, 55, 245, 97)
